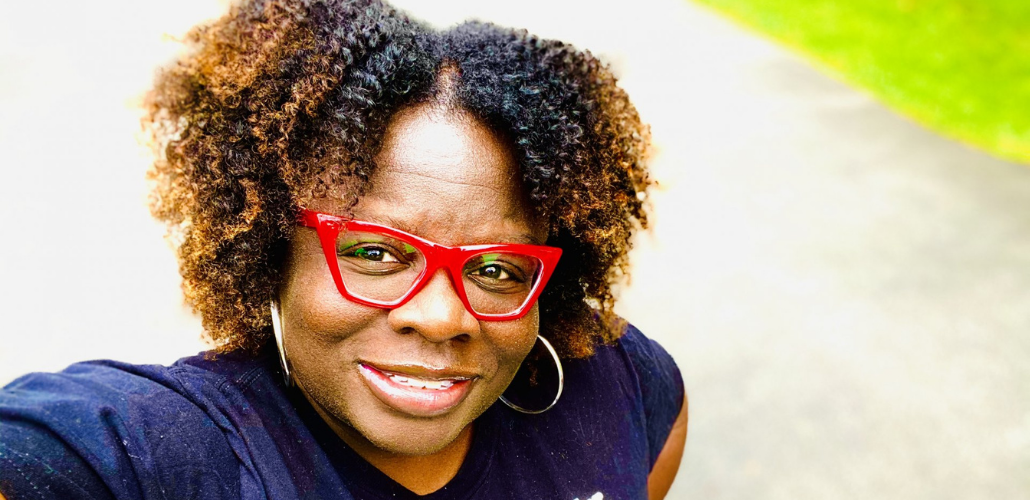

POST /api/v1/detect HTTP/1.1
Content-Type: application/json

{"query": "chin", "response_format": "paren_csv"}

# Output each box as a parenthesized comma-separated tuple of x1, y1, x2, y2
(308, 381, 485, 457)
(358, 417, 470, 456)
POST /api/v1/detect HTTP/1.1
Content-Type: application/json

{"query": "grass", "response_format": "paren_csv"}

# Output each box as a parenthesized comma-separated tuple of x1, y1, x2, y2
(691, 0, 1030, 164)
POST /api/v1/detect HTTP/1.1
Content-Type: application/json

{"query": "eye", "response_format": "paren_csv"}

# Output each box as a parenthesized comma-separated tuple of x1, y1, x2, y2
(465, 258, 532, 296)
(473, 263, 513, 281)
(468, 260, 528, 285)
(348, 245, 400, 263)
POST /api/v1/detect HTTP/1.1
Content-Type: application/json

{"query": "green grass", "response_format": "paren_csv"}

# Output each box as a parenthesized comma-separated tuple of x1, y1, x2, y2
(692, 0, 1030, 163)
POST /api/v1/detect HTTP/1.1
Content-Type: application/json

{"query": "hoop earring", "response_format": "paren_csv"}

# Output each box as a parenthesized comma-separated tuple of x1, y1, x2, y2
(270, 298, 293, 387)
(500, 335, 564, 414)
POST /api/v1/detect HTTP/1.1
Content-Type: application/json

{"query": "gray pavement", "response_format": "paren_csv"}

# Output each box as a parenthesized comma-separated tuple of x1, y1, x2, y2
(604, 3, 1030, 498)
(2, 0, 1028, 498)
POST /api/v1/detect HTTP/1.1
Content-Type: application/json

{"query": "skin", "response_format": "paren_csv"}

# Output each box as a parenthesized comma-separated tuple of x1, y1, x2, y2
(649, 394, 689, 499)
(278, 102, 545, 494)
(0, 103, 685, 500)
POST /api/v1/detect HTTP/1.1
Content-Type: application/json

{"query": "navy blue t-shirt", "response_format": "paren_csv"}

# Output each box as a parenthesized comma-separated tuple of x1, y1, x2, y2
(0, 325, 682, 499)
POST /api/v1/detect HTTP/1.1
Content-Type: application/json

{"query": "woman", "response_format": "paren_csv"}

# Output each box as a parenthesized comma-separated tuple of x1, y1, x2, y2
(0, 0, 686, 498)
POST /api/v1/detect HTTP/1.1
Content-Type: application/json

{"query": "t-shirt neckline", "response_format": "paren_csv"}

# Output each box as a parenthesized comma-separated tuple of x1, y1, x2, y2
(289, 386, 499, 500)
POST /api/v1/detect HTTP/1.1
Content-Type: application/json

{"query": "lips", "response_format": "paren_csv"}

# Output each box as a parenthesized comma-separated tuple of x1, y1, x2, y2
(358, 363, 476, 417)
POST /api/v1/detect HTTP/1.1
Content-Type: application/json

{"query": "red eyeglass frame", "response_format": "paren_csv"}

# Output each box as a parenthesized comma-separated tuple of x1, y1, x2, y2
(299, 209, 563, 321)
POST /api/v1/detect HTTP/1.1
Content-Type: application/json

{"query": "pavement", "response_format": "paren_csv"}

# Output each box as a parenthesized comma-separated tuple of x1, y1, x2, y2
(599, 2, 1030, 499)
(2, 0, 1028, 498)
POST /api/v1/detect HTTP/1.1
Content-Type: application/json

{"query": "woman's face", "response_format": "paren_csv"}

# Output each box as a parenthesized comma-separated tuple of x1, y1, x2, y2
(279, 104, 543, 456)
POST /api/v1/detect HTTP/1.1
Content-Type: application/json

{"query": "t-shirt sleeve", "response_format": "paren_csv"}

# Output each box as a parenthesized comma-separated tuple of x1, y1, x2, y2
(0, 417, 114, 500)
(0, 362, 239, 500)
(618, 324, 685, 469)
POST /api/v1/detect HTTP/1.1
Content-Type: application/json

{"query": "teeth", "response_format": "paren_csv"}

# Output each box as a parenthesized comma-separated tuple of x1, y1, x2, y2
(387, 373, 456, 390)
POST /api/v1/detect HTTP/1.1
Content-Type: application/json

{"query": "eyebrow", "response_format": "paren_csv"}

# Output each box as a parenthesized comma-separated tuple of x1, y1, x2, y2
(367, 215, 544, 246)
(512, 233, 545, 245)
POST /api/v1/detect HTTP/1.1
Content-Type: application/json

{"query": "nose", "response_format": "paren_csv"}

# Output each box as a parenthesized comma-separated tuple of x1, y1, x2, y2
(387, 268, 480, 342)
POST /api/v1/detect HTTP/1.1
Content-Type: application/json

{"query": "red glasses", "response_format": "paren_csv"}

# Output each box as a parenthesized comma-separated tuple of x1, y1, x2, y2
(299, 209, 562, 320)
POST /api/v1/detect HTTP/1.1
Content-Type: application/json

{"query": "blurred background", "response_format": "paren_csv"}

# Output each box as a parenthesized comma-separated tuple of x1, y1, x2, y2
(1, 0, 1028, 498)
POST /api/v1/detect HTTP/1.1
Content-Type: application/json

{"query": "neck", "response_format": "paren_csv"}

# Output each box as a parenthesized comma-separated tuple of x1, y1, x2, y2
(301, 390, 473, 495)
(345, 424, 473, 495)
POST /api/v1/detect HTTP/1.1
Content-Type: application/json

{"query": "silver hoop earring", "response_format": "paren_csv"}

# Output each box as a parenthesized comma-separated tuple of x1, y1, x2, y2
(500, 335, 564, 414)
(270, 298, 293, 387)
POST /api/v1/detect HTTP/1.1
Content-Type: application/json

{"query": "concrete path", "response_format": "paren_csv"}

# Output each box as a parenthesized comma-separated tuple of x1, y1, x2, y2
(2, 0, 1027, 498)
(594, 3, 1030, 499)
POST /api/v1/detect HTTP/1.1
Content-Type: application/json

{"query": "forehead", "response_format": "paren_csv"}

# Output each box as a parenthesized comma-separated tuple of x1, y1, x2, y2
(372, 105, 519, 192)
(335, 104, 543, 245)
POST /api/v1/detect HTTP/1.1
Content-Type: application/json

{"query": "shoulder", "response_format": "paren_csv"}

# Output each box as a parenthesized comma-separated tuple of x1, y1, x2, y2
(587, 323, 685, 467)
(485, 323, 684, 498)
(0, 354, 263, 499)
(615, 324, 685, 412)
(582, 323, 684, 406)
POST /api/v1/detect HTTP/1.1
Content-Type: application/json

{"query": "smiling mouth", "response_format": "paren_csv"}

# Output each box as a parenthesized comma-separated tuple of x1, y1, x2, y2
(385, 373, 458, 390)
(358, 363, 476, 417)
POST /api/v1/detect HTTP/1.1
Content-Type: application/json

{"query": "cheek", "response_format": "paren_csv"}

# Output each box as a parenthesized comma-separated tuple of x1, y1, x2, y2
(279, 235, 380, 352)
(487, 307, 541, 379)
(284, 278, 370, 339)
(278, 248, 383, 412)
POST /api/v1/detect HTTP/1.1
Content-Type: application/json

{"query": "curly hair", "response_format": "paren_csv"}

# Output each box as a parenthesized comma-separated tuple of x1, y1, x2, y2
(145, 0, 652, 358)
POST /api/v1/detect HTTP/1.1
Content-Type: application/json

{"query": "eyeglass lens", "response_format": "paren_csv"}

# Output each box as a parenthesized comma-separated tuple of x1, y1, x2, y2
(335, 229, 543, 315)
